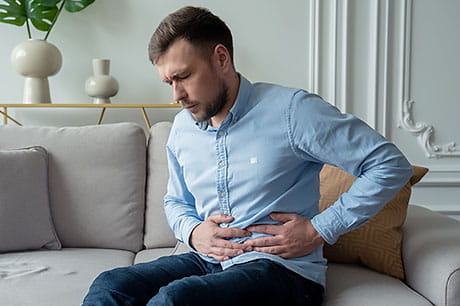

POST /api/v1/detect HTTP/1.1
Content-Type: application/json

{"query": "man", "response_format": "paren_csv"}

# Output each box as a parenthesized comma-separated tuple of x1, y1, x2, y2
(83, 6, 413, 306)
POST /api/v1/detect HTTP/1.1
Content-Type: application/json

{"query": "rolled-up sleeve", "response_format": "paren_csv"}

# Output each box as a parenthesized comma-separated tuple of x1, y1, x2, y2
(287, 91, 413, 244)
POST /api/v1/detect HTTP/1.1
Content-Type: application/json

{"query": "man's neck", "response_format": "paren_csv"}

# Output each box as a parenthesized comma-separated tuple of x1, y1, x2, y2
(210, 73, 240, 128)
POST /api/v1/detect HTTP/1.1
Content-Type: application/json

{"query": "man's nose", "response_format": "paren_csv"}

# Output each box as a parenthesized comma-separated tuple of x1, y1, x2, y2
(173, 82, 186, 102)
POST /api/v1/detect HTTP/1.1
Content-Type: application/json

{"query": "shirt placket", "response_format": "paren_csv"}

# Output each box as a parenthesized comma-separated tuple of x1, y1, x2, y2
(216, 128, 230, 226)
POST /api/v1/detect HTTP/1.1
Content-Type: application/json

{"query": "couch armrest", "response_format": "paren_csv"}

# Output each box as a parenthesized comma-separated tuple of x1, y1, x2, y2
(402, 205, 460, 306)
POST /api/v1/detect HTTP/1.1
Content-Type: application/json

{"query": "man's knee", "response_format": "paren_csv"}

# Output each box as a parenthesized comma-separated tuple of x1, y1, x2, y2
(90, 267, 131, 292)
(148, 275, 206, 306)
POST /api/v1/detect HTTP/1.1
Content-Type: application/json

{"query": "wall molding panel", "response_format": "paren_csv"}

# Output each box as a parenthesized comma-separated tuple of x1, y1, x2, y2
(399, 100, 460, 158)
(307, 0, 349, 112)
(416, 169, 460, 187)
(397, 0, 460, 159)
(307, 0, 460, 213)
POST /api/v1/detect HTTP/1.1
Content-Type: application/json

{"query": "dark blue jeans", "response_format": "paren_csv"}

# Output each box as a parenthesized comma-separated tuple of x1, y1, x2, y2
(83, 252, 323, 306)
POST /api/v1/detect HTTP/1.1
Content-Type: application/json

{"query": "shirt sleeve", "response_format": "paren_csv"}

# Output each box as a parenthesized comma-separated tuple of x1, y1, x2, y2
(287, 90, 413, 245)
(164, 129, 202, 249)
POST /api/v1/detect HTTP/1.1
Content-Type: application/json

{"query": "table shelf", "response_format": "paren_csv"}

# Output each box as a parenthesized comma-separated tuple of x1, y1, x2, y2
(0, 103, 181, 129)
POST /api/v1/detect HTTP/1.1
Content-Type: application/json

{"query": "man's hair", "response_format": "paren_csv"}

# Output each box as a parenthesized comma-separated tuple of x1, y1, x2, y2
(148, 6, 234, 64)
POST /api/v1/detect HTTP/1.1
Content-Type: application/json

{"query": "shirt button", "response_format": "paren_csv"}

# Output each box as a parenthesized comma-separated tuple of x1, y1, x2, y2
(220, 192, 226, 197)
(218, 131, 224, 136)
(219, 161, 225, 167)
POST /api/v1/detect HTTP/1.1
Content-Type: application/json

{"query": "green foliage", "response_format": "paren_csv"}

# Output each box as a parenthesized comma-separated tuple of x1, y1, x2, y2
(0, 0, 28, 27)
(0, 0, 95, 39)
(65, 0, 94, 13)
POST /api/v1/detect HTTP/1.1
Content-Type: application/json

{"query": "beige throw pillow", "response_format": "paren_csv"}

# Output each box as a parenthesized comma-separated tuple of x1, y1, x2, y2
(319, 165, 428, 279)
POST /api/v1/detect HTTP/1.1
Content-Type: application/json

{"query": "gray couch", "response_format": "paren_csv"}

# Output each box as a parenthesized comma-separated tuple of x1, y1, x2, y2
(0, 122, 459, 306)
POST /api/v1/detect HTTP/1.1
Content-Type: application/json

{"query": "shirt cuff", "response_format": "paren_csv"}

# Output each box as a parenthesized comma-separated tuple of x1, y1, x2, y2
(311, 207, 348, 245)
(181, 218, 203, 250)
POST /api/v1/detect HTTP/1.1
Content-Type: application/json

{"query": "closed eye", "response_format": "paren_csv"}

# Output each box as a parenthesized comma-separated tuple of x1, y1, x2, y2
(163, 73, 190, 86)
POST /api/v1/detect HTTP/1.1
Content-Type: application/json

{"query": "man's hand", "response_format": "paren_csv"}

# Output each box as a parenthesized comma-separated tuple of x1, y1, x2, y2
(243, 213, 325, 259)
(190, 214, 252, 262)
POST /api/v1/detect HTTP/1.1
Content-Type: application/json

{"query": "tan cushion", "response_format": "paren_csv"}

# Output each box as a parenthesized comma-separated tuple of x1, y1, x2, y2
(319, 165, 428, 279)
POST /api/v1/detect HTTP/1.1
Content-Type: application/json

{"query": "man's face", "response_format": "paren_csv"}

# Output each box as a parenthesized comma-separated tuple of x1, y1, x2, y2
(156, 39, 229, 123)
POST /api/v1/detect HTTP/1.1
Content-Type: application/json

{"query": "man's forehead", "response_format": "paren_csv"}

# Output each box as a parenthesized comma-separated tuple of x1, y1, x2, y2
(159, 67, 189, 81)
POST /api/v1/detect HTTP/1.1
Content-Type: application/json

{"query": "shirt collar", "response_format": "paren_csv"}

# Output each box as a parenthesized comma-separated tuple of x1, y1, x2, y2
(228, 74, 252, 122)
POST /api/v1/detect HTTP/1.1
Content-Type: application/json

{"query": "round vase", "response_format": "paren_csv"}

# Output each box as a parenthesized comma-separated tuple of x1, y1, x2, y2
(10, 39, 62, 104)
(85, 59, 119, 104)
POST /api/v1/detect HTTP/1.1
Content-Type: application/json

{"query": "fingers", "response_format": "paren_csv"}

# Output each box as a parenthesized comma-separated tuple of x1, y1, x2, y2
(206, 242, 250, 261)
(246, 224, 281, 235)
(207, 213, 234, 224)
(269, 212, 297, 223)
(243, 236, 282, 247)
(208, 253, 231, 262)
(213, 239, 247, 250)
(249, 246, 286, 256)
(217, 227, 251, 239)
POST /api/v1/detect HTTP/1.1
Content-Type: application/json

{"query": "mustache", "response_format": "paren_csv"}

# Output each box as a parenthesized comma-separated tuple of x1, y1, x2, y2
(181, 101, 199, 107)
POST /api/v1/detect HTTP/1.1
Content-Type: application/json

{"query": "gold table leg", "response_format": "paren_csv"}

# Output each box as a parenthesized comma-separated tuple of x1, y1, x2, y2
(0, 108, 23, 126)
(97, 108, 107, 125)
(140, 107, 152, 129)
(2, 107, 6, 125)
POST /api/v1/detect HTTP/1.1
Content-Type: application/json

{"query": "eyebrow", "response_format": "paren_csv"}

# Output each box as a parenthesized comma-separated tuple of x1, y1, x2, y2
(163, 70, 188, 83)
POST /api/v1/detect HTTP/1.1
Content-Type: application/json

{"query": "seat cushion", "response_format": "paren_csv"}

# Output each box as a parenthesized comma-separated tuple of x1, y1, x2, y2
(0, 248, 134, 306)
(0, 123, 146, 252)
(134, 243, 190, 264)
(323, 263, 431, 306)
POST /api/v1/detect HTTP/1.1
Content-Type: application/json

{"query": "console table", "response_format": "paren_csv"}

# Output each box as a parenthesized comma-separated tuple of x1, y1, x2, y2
(0, 103, 181, 129)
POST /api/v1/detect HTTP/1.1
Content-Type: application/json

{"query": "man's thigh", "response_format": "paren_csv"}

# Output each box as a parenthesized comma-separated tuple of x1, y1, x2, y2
(149, 259, 324, 306)
(83, 252, 215, 306)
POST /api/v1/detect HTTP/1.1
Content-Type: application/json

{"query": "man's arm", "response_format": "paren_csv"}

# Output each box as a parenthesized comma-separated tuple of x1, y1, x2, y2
(165, 145, 250, 261)
(244, 91, 413, 257)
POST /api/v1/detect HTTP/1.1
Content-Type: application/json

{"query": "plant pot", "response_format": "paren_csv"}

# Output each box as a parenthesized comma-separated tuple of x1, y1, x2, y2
(85, 59, 119, 104)
(10, 39, 62, 104)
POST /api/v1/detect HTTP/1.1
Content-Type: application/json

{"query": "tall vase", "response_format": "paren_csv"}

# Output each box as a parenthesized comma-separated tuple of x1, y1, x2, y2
(10, 39, 62, 104)
(85, 59, 119, 104)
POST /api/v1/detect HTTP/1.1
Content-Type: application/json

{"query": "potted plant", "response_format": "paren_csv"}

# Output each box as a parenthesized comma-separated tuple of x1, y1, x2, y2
(0, 0, 95, 103)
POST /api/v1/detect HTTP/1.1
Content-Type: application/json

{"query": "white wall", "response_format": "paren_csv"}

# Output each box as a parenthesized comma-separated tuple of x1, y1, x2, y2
(1, 0, 459, 216)
(0, 0, 308, 126)
(307, 0, 460, 217)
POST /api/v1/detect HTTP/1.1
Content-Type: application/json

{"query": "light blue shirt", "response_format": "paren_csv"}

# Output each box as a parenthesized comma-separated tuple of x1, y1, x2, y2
(164, 75, 413, 287)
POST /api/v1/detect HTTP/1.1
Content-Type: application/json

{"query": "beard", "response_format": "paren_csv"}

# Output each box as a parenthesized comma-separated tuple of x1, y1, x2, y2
(189, 83, 229, 123)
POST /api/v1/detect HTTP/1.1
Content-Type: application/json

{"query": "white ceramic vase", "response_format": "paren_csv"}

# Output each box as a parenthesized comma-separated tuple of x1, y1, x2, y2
(85, 59, 119, 104)
(10, 39, 62, 104)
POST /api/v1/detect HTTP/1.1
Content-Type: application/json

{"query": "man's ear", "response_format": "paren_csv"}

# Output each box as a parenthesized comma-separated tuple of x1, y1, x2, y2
(213, 44, 232, 72)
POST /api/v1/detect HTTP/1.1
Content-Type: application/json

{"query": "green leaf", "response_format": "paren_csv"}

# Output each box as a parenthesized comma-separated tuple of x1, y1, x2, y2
(0, 0, 27, 26)
(28, 0, 59, 31)
(30, 0, 60, 7)
(0, 0, 60, 31)
(0, 0, 95, 34)
(64, 0, 94, 13)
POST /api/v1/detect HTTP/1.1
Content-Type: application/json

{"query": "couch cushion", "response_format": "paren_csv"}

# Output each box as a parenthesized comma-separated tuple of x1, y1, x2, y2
(0, 123, 146, 252)
(0, 248, 134, 306)
(403, 205, 460, 306)
(144, 122, 177, 248)
(135, 242, 190, 264)
(134, 248, 177, 264)
(323, 263, 431, 306)
(0, 146, 61, 253)
(319, 165, 428, 279)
